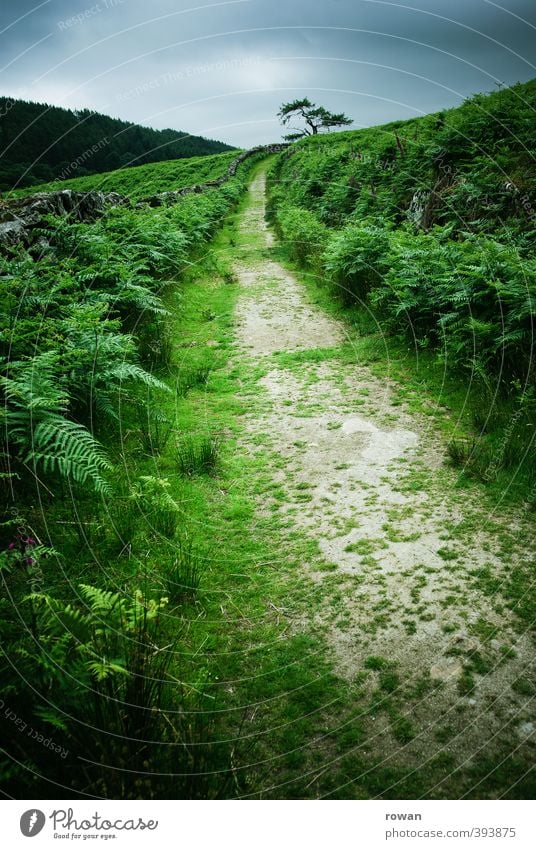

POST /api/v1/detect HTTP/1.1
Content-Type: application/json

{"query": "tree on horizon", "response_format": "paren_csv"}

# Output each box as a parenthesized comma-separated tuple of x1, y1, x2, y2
(277, 97, 352, 140)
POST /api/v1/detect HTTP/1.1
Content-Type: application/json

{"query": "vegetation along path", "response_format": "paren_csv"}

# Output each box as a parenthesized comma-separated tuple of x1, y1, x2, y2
(224, 163, 535, 797)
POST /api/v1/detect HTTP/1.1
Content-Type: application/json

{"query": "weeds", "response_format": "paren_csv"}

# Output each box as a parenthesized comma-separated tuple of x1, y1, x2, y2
(177, 364, 212, 396)
(137, 407, 173, 455)
(132, 475, 180, 539)
(161, 538, 204, 602)
(177, 434, 219, 476)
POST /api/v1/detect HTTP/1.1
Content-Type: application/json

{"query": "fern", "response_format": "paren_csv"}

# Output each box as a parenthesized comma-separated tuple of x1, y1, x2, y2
(85, 658, 129, 681)
(1, 354, 111, 492)
(29, 416, 111, 490)
(78, 583, 124, 616)
(106, 362, 170, 392)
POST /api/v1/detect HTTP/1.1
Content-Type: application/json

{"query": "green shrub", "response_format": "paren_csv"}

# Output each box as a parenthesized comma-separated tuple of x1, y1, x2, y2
(276, 204, 329, 268)
(324, 222, 391, 304)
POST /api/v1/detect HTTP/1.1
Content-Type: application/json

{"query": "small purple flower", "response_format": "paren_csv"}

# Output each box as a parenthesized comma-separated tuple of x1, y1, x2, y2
(7, 542, 15, 550)
(25, 557, 35, 567)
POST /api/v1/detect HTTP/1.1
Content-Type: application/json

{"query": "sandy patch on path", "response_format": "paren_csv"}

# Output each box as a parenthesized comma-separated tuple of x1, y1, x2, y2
(234, 173, 343, 355)
(234, 263, 344, 356)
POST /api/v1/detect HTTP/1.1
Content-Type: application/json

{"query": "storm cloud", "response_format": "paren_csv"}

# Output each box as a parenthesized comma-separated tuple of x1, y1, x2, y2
(1, 0, 535, 147)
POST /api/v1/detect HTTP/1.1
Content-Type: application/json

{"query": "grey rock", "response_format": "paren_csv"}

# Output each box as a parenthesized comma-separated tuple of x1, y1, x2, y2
(407, 189, 430, 227)
(0, 218, 27, 246)
(430, 657, 463, 682)
(0, 189, 129, 250)
(137, 144, 290, 208)
(518, 721, 534, 739)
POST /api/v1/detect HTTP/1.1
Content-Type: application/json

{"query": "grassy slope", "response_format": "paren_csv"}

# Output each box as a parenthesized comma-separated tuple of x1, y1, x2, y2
(9, 150, 240, 200)
(2, 160, 533, 799)
(273, 78, 535, 232)
(0, 96, 234, 191)
(268, 78, 536, 504)
(0, 155, 257, 798)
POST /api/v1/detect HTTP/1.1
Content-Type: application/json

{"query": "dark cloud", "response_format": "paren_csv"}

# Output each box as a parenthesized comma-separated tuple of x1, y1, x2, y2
(1, 0, 535, 147)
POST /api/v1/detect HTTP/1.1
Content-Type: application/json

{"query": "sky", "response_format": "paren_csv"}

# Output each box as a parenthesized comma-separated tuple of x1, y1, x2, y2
(1, 0, 535, 148)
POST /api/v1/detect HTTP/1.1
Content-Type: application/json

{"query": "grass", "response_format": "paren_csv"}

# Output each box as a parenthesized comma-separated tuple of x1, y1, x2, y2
(176, 433, 220, 476)
(161, 539, 204, 602)
(364, 656, 390, 670)
(345, 538, 388, 555)
(176, 364, 212, 396)
(12, 150, 240, 200)
(137, 407, 173, 455)
(10, 159, 533, 800)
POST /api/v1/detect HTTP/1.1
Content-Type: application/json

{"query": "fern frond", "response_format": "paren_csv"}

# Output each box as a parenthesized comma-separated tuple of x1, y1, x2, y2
(78, 583, 124, 614)
(27, 416, 111, 493)
(85, 658, 130, 681)
(106, 362, 170, 392)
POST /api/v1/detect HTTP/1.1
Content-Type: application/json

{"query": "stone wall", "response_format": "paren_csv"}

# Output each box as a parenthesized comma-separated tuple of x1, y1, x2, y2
(0, 143, 290, 249)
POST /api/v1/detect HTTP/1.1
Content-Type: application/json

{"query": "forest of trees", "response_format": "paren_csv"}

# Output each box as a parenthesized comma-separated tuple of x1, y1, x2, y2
(0, 97, 234, 191)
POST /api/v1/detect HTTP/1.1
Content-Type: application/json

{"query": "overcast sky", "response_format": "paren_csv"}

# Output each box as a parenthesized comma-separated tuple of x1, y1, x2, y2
(1, 0, 535, 148)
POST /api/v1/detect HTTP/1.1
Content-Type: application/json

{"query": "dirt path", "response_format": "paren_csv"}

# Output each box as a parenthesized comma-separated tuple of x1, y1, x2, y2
(232, 168, 534, 785)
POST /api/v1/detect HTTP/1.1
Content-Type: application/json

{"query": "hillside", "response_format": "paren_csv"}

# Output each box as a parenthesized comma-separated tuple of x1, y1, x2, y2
(0, 77, 535, 802)
(8, 150, 241, 201)
(270, 78, 535, 240)
(0, 96, 235, 191)
(269, 78, 536, 497)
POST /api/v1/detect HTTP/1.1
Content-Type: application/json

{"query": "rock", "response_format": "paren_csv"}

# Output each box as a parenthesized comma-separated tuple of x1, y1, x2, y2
(28, 236, 51, 257)
(430, 658, 463, 682)
(0, 189, 129, 250)
(0, 219, 27, 246)
(407, 189, 429, 227)
(0, 143, 289, 250)
(137, 144, 290, 208)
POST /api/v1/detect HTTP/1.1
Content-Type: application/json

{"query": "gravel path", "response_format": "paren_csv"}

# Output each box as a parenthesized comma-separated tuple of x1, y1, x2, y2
(232, 168, 535, 781)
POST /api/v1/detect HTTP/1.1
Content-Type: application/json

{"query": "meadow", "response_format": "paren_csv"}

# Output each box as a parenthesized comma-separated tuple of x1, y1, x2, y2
(0, 79, 534, 800)
(0, 151, 264, 797)
(8, 150, 240, 200)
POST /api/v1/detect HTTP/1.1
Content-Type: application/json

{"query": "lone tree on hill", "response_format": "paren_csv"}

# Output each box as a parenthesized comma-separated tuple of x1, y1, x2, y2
(277, 98, 352, 141)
